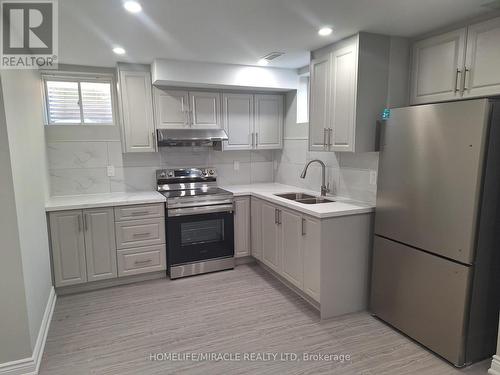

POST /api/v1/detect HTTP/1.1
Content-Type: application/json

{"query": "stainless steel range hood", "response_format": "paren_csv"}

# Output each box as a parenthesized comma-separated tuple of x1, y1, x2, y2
(156, 129, 228, 149)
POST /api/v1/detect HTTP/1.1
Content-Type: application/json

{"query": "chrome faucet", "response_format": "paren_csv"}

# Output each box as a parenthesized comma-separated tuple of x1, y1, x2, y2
(300, 159, 330, 196)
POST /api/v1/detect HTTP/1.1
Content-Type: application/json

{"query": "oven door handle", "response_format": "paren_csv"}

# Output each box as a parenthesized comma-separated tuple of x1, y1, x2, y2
(168, 204, 234, 217)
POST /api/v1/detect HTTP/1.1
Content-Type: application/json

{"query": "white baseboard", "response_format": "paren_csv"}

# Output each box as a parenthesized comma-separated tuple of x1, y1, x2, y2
(0, 287, 56, 375)
(489, 355, 500, 375)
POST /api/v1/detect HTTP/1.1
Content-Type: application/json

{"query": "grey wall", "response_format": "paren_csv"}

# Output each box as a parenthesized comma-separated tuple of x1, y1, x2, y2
(1, 70, 53, 354)
(0, 77, 33, 364)
(274, 91, 379, 204)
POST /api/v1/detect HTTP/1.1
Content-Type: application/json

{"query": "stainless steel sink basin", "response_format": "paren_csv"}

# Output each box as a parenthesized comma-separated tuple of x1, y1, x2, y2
(275, 192, 316, 200)
(274, 193, 335, 204)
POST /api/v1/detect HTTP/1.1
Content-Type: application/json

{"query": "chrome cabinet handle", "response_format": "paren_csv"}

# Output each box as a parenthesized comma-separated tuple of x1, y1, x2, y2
(454, 69, 462, 93)
(134, 259, 153, 265)
(251, 132, 255, 147)
(77, 215, 82, 232)
(277, 210, 282, 225)
(133, 232, 151, 237)
(274, 208, 278, 224)
(255, 132, 259, 147)
(130, 211, 150, 216)
(301, 218, 306, 236)
(464, 67, 470, 91)
(84, 214, 88, 232)
(328, 128, 333, 147)
(323, 128, 327, 148)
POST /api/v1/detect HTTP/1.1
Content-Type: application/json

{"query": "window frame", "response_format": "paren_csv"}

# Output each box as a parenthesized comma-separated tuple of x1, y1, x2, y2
(41, 71, 118, 126)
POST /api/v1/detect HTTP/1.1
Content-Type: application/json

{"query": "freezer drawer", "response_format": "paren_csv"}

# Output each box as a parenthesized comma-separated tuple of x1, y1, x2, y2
(370, 236, 471, 367)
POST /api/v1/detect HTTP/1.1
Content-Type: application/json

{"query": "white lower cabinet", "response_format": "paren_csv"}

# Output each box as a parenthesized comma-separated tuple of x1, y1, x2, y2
(50, 210, 87, 287)
(250, 197, 263, 260)
(234, 197, 251, 258)
(49, 203, 166, 288)
(84, 208, 117, 282)
(256, 198, 321, 302)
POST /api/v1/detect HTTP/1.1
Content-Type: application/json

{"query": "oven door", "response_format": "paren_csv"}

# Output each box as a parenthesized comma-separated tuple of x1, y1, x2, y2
(166, 204, 234, 266)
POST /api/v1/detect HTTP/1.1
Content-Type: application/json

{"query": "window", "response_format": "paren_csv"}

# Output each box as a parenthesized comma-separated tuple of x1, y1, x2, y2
(42, 73, 115, 125)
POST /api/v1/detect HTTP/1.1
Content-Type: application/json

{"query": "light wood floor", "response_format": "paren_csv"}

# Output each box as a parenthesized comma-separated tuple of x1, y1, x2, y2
(40, 264, 491, 375)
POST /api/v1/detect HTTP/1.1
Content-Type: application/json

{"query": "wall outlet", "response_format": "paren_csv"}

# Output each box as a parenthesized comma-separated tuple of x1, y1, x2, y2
(107, 165, 115, 177)
(369, 170, 377, 185)
(233, 161, 240, 171)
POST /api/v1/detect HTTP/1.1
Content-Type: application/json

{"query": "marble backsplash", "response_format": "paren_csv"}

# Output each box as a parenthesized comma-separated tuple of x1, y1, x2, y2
(47, 141, 274, 196)
(274, 139, 379, 205)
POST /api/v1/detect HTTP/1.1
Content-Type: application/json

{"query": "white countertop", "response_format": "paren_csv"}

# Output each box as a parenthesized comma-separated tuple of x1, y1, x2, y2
(45, 191, 166, 212)
(221, 183, 374, 219)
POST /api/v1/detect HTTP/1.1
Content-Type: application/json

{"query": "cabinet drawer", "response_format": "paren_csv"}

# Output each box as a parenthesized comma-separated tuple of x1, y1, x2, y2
(114, 204, 164, 221)
(117, 245, 166, 276)
(115, 218, 165, 249)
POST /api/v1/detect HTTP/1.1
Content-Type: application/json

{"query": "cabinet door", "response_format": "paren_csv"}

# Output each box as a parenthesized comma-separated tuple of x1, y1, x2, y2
(119, 70, 156, 153)
(302, 216, 321, 302)
(410, 28, 467, 105)
(329, 44, 357, 152)
(49, 210, 87, 287)
(250, 197, 263, 260)
(309, 55, 330, 151)
(84, 208, 117, 282)
(234, 197, 251, 258)
(190, 91, 221, 128)
(222, 93, 254, 150)
(464, 17, 500, 98)
(261, 202, 280, 272)
(280, 209, 304, 289)
(154, 88, 189, 129)
(254, 94, 283, 150)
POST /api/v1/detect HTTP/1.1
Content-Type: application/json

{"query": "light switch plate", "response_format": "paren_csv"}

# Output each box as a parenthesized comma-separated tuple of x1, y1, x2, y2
(369, 170, 377, 185)
(107, 165, 115, 177)
(233, 161, 240, 171)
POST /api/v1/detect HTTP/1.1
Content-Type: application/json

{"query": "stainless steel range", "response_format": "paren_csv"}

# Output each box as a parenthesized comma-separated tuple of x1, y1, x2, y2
(156, 167, 235, 279)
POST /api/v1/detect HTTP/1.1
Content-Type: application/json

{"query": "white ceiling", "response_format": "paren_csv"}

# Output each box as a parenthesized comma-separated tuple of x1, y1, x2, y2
(59, 0, 497, 69)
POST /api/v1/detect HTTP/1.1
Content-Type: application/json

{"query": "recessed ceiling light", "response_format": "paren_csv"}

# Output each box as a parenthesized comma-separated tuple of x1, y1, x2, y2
(257, 58, 269, 66)
(318, 27, 333, 36)
(124, 1, 142, 13)
(113, 47, 126, 55)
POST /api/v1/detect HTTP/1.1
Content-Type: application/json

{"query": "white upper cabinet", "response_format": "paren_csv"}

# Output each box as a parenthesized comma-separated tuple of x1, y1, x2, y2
(154, 88, 189, 129)
(464, 17, 500, 98)
(190, 91, 221, 128)
(154, 89, 221, 129)
(118, 68, 156, 153)
(309, 33, 390, 153)
(254, 94, 283, 150)
(222, 93, 254, 150)
(309, 55, 331, 152)
(410, 16, 500, 104)
(329, 44, 357, 152)
(410, 28, 467, 105)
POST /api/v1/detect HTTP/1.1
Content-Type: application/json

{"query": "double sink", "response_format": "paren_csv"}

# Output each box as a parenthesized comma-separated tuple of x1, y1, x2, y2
(275, 192, 335, 205)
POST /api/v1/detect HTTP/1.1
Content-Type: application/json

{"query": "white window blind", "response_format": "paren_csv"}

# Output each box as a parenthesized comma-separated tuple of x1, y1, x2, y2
(43, 74, 115, 125)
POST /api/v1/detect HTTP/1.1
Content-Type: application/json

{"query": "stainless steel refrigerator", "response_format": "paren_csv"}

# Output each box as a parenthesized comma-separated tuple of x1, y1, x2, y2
(371, 99, 500, 367)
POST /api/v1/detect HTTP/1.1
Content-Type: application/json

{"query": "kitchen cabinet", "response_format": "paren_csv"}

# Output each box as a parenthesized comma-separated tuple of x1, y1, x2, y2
(410, 16, 500, 104)
(254, 94, 283, 150)
(261, 201, 281, 273)
(280, 208, 303, 289)
(154, 89, 189, 128)
(49, 203, 166, 289)
(83, 208, 117, 282)
(410, 28, 467, 104)
(222, 93, 283, 151)
(234, 196, 251, 258)
(49, 210, 87, 287)
(302, 216, 321, 302)
(117, 67, 156, 153)
(309, 33, 390, 152)
(250, 197, 263, 260)
(154, 88, 221, 129)
(222, 93, 254, 150)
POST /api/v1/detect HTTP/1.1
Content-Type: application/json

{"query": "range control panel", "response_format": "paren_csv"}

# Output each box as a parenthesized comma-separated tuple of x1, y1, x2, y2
(156, 167, 217, 180)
